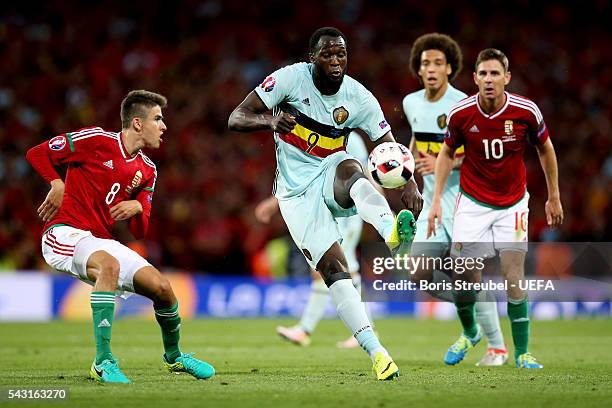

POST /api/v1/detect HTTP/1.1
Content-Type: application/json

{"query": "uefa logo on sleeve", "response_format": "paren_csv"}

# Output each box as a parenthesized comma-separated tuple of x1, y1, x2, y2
(260, 76, 276, 92)
(48, 135, 67, 151)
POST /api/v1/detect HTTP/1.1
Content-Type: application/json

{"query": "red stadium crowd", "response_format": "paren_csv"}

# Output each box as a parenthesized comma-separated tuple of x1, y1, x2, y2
(0, 1, 610, 273)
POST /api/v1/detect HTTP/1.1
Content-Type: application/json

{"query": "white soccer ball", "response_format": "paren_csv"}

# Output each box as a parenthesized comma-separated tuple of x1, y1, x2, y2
(367, 142, 415, 189)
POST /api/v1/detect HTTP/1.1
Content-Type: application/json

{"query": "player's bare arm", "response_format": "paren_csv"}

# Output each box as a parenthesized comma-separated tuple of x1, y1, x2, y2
(254, 196, 280, 224)
(412, 144, 463, 176)
(535, 138, 563, 228)
(375, 132, 423, 215)
(38, 178, 65, 222)
(109, 200, 144, 221)
(415, 152, 436, 176)
(228, 92, 296, 133)
(428, 142, 455, 237)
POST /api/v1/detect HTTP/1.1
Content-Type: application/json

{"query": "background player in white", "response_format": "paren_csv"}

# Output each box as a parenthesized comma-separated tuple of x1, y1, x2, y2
(229, 27, 423, 380)
(429, 49, 563, 368)
(256, 132, 376, 348)
(403, 33, 508, 366)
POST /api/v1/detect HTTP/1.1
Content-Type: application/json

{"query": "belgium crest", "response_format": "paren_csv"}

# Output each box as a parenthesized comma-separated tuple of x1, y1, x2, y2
(333, 106, 349, 125)
(437, 113, 447, 130)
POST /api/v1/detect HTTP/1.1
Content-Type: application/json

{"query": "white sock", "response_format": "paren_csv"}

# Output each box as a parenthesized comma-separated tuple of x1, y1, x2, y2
(349, 178, 395, 241)
(475, 301, 506, 350)
(352, 274, 374, 329)
(330, 278, 386, 359)
(329, 279, 372, 336)
(298, 279, 330, 334)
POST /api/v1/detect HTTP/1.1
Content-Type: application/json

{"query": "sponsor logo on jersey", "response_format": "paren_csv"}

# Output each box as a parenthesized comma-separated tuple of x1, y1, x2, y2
(333, 106, 349, 125)
(260, 76, 276, 92)
(379, 119, 389, 130)
(125, 170, 143, 194)
(103, 160, 114, 169)
(437, 114, 447, 130)
(49, 135, 67, 151)
(469, 125, 480, 133)
(301, 98, 310, 106)
(147, 194, 153, 203)
(504, 120, 513, 135)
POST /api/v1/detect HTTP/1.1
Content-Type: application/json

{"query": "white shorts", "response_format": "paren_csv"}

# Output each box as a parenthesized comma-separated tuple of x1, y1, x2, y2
(278, 152, 359, 269)
(41, 225, 151, 296)
(451, 192, 529, 259)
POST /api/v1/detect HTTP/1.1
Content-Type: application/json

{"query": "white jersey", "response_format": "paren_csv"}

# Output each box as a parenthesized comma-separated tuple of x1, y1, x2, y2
(402, 85, 466, 212)
(345, 131, 368, 167)
(254, 62, 390, 199)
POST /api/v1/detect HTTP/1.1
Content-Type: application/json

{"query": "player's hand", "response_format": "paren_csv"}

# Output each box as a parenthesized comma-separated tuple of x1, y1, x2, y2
(545, 196, 564, 228)
(400, 178, 423, 217)
(415, 153, 436, 176)
(270, 112, 296, 134)
(255, 196, 280, 224)
(38, 179, 65, 222)
(427, 200, 442, 238)
(110, 200, 143, 221)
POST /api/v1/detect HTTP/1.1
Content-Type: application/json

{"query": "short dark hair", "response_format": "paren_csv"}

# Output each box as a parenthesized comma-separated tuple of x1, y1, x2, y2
(409, 33, 463, 82)
(309, 27, 347, 54)
(120, 90, 167, 129)
(475, 48, 509, 72)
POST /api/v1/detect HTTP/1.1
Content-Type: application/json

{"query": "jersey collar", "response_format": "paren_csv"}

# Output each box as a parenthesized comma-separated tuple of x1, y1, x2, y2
(476, 91, 509, 119)
(118, 132, 139, 162)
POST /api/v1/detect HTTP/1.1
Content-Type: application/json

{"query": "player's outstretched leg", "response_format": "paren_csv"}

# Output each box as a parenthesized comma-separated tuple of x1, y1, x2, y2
(133, 267, 215, 380)
(336, 160, 416, 253)
(318, 244, 398, 380)
(475, 300, 508, 366)
(343, 174, 416, 255)
(86, 251, 131, 384)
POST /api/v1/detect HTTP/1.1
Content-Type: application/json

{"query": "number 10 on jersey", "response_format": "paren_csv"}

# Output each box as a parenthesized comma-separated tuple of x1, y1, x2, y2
(482, 138, 504, 159)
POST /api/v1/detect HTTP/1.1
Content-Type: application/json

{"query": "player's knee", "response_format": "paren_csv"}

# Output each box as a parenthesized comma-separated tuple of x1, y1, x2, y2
(153, 276, 175, 303)
(335, 160, 364, 189)
(317, 256, 351, 287)
(334, 160, 365, 208)
(99, 256, 120, 282)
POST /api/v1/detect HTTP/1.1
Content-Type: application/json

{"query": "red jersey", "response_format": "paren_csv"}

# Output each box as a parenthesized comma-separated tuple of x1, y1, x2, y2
(445, 92, 549, 207)
(26, 126, 157, 239)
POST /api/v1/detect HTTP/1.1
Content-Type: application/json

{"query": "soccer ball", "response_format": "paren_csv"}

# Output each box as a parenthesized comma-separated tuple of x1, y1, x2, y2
(367, 142, 415, 189)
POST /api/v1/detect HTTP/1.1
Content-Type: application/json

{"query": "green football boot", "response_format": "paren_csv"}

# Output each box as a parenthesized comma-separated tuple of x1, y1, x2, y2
(163, 353, 215, 380)
(89, 358, 132, 384)
(387, 209, 417, 255)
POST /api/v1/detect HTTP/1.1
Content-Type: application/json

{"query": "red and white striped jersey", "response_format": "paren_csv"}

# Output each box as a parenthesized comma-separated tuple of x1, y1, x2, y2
(444, 92, 549, 207)
(27, 126, 157, 239)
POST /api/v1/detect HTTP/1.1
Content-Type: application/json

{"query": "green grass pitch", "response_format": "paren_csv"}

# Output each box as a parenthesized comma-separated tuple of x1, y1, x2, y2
(1, 319, 611, 407)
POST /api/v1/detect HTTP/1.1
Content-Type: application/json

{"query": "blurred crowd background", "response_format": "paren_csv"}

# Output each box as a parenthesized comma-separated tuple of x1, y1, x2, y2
(1, 0, 610, 274)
